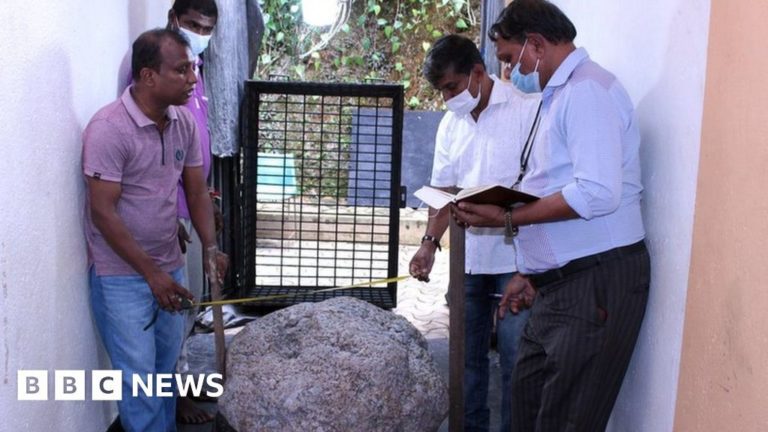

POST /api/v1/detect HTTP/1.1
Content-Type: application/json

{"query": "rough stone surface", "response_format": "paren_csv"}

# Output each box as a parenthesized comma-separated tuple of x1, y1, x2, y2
(219, 297, 448, 432)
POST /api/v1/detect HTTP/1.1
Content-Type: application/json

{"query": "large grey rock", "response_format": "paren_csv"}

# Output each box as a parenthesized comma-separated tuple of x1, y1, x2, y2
(219, 297, 448, 431)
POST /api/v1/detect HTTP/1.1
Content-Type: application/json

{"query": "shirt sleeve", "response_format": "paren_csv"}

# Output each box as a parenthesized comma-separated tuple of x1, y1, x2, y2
(430, 114, 457, 187)
(560, 80, 624, 220)
(82, 118, 127, 182)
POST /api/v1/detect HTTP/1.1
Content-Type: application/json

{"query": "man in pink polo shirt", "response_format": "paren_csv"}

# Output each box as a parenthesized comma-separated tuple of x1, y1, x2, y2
(83, 29, 226, 432)
(117, 0, 219, 424)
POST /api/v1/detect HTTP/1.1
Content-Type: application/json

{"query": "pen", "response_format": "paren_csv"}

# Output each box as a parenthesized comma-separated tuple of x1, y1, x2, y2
(488, 293, 503, 299)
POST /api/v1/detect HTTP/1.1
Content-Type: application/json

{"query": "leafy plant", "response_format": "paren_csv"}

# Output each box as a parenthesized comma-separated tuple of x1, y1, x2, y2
(254, 0, 480, 198)
(255, 0, 479, 111)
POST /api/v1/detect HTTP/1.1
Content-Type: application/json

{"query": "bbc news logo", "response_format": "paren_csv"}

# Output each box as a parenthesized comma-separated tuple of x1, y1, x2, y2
(17, 370, 223, 401)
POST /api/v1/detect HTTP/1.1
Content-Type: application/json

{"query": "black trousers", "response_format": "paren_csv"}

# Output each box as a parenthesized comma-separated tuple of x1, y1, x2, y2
(511, 242, 650, 432)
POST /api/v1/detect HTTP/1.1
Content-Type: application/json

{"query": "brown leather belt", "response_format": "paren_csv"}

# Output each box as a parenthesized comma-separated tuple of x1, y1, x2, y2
(528, 240, 647, 288)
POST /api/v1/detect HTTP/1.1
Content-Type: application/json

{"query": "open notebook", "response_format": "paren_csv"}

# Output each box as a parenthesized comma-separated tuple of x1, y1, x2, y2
(414, 184, 538, 209)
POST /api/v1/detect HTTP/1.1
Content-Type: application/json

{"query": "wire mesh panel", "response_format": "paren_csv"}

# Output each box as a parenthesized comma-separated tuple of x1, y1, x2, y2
(240, 81, 404, 310)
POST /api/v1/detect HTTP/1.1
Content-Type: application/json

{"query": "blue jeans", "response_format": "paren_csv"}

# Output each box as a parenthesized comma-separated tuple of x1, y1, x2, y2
(90, 267, 185, 432)
(464, 273, 530, 432)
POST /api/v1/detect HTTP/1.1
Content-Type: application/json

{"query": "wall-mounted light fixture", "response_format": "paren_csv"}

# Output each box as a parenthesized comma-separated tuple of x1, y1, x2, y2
(301, 0, 340, 27)
(299, 0, 353, 58)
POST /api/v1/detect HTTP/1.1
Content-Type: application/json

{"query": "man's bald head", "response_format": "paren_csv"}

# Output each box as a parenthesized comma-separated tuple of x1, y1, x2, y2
(131, 28, 190, 82)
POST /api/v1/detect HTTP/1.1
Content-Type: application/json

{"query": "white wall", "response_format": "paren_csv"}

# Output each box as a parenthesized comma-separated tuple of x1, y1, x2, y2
(0, 1, 170, 430)
(553, 1, 711, 430)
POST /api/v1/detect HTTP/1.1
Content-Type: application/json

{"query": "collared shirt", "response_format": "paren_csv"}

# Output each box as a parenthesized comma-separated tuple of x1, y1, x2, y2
(82, 86, 203, 276)
(118, 52, 211, 219)
(431, 75, 541, 274)
(515, 48, 646, 274)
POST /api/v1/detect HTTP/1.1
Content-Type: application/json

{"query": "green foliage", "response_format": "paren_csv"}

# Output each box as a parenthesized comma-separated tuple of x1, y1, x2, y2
(258, 0, 303, 74)
(257, 95, 357, 198)
(255, 0, 479, 198)
(254, 0, 480, 111)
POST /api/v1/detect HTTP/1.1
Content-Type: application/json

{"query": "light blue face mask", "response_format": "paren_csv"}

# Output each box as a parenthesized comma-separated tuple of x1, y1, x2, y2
(510, 39, 541, 93)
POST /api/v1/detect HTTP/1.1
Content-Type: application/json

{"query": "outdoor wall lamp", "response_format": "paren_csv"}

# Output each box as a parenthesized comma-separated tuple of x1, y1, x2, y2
(301, 0, 341, 27)
(298, 0, 353, 58)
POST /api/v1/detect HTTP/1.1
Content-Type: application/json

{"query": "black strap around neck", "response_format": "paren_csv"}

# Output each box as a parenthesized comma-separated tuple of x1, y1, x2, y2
(514, 101, 543, 188)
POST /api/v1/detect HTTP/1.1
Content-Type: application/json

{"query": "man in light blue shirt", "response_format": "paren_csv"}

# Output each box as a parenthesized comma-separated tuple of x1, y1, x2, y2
(453, 1, 650, 430)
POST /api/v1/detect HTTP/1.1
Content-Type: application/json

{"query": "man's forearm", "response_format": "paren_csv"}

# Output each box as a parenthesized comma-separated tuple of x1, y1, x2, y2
(425, 206, 450, 239)
(511, 192, 579, 226)
(187, 190, 217, 249)
(453, 191, 581, 229)
(424, 185, 455, 241)
(183, 166, 217, 249)
(418, 206, 450, 253)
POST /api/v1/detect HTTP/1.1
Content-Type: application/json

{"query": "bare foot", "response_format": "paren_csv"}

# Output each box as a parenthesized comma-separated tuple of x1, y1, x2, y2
(176, 396, 214, 424)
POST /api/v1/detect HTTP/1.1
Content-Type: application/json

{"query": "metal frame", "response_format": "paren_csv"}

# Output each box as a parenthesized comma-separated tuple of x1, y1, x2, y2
(238, 80, 404, 310)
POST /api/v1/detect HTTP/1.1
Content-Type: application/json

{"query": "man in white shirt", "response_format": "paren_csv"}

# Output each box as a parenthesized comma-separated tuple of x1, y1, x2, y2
(409, 34, 540, 432)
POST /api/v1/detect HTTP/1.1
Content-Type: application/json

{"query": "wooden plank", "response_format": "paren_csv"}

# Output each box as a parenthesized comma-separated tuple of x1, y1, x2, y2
(211, 281, 226, 377)
(448, 218, 466, 432)
(206, 248, 227, 377)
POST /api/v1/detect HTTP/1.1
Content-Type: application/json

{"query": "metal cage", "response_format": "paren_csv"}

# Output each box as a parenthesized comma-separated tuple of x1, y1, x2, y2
(238, 81, 405, 310)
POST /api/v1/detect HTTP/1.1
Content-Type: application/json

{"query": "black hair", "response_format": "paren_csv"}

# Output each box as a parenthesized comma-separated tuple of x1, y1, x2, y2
(423, 35, 485, 88)
(488, 0, 576, 44)
(131, 28, 190, 82)
(171, 0, 219, 18)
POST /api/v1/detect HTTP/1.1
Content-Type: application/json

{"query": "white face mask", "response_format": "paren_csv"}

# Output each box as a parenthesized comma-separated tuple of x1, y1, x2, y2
(177, 24, 212, 55)
(445, 73, 481, 115)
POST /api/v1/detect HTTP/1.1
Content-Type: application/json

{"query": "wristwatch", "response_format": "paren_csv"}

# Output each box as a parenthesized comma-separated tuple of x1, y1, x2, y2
(504, 207, 518, 238)
(421, 234, 441, 251)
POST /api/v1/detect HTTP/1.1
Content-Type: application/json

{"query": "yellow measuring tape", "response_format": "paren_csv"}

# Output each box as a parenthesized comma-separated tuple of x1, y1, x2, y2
(144, 275, 411, 330)
(184, 274, 411, 309)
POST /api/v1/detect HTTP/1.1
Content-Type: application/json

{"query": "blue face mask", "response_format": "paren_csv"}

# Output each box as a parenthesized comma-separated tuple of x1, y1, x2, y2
(510, 39, 541, 93)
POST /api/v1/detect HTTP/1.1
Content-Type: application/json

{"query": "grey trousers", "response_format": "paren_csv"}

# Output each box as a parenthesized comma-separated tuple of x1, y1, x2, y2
(511, 243, 650, 432)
